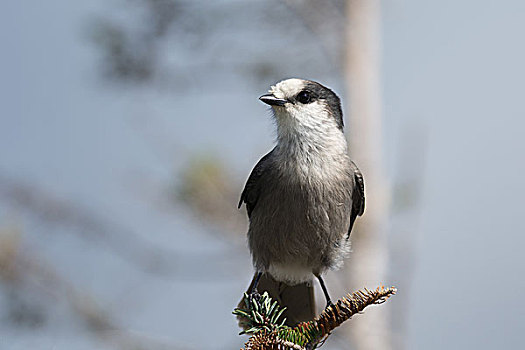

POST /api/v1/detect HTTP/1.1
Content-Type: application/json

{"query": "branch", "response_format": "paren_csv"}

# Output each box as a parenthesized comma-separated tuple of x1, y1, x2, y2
(234, 285, 396, 350)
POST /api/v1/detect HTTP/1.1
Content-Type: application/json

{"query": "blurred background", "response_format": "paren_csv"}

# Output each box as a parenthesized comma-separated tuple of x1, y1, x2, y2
(1, 0, 524, 349)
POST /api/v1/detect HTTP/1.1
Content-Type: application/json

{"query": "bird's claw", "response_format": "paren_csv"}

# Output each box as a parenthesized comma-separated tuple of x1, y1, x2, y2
(248, 290, 261, 304)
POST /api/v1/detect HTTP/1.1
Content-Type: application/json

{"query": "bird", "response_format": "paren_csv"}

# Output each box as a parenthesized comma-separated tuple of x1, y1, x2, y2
(237, 78, 365, 326)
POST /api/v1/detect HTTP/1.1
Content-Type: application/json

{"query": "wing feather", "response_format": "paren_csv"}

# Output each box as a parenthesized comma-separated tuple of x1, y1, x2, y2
(347, 161, 365, 236)
(238, 149, 275, 218)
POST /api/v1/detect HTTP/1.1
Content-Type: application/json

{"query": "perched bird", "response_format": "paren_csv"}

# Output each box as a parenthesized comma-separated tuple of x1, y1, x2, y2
(238, 78, 365, 325)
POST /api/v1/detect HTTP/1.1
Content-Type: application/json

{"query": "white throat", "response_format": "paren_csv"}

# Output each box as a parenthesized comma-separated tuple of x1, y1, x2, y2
(274, 105, 348, 157)
(272, 106, 349, 183)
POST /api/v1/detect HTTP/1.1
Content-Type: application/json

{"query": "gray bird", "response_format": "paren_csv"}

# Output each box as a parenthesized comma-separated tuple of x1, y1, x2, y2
(238, 78, 365, 325)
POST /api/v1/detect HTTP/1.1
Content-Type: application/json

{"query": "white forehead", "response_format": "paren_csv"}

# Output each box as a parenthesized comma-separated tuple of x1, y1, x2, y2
(269, 78, 306, 99)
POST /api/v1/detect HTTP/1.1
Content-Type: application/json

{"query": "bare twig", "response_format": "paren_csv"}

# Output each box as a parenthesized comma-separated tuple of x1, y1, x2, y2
(0, 228, 187, 350)
(0, 173, 241, 280)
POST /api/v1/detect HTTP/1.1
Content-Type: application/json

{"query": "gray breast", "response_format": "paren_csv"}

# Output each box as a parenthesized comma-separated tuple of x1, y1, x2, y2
(247, 159, 354, 279)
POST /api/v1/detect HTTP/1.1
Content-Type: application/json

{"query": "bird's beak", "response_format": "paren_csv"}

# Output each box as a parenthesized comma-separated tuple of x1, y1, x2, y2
(259, 94, 287, 106)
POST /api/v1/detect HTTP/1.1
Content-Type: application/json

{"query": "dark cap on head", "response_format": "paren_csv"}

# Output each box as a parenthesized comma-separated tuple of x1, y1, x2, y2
(301, 81, 344, 130)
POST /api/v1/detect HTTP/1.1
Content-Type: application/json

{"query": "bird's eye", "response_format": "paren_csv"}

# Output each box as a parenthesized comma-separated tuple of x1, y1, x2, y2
(296, 91, 312, 104)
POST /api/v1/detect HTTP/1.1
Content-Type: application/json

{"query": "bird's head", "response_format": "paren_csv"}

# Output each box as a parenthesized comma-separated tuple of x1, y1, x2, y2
(259, 78, 344, 138)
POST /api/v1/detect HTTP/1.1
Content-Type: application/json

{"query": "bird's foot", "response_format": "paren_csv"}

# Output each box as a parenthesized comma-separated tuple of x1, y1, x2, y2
(324, 300, 340, 319)
(248, 289, 261, 304)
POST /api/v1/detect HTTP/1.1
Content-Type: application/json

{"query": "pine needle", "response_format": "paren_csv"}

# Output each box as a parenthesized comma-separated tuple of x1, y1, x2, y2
(234, 285, 397, 350)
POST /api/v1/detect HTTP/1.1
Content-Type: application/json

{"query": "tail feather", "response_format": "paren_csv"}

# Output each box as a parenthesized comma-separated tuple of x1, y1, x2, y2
(237, 273, 315, 329)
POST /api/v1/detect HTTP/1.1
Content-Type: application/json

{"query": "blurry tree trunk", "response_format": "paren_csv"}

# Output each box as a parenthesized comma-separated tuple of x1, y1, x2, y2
(344, 0, 391, 349)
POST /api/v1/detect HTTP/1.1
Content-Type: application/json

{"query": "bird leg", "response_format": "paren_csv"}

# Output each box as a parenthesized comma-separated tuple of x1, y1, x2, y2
(249, 272, 263, 302)
(317, 275, 334, 308)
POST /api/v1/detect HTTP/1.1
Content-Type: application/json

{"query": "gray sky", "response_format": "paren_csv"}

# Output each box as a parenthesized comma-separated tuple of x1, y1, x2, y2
(1, 1, 524, 349)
